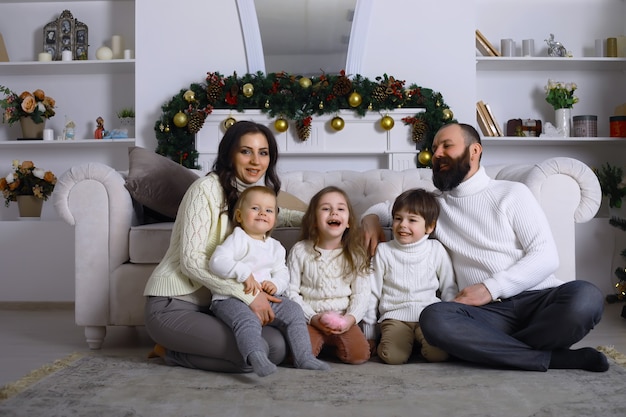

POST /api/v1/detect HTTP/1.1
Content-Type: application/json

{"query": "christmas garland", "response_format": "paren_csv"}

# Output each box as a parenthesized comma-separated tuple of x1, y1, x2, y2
(155, 70, 455, 168)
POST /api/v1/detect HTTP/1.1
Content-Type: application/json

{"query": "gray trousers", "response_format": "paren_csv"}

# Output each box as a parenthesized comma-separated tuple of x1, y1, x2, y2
(144, 296, 287, 373)
(211, 295, 315, 366)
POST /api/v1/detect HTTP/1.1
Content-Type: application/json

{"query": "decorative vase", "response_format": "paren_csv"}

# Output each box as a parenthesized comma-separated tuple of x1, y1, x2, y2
(555, 108, 571, 137)
(118, 117, 135, 138)
(19, 117, 46, 140)
(16, 195, 44, 218)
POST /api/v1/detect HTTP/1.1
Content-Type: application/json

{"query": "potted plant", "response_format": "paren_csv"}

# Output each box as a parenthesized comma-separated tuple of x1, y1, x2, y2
(544, 79, 578, 137)
(117, 107, 135, 137)
(595, 163, 626, 305)
(0, 160, 57, 217)
(0, 85, 56, 139)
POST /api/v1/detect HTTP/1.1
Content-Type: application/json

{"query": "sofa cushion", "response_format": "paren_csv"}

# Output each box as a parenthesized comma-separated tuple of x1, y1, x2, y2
(129, 222, 175, 263)
(124, 146, 201, 219)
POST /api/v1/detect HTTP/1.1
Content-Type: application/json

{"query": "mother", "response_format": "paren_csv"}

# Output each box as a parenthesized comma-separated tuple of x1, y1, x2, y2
(143, 120, 303, 372)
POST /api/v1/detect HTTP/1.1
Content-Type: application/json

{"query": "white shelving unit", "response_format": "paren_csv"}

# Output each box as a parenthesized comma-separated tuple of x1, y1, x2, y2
(0, 0, 136, 220)
(475, 0, 626, 169)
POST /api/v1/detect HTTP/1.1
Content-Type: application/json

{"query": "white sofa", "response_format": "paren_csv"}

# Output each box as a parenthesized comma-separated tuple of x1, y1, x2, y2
(53, 157, 601, 349)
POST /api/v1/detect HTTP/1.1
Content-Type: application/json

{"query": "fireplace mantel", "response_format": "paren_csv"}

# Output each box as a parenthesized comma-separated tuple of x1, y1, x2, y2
(196, 109, 424, 172)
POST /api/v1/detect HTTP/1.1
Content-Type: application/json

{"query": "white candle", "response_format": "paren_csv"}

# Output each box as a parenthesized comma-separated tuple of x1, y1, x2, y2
(111, 35, 124, 59)
(38, 52, 52, 62)
(61, 50, 73, 61)
(123, 49, 133, 59)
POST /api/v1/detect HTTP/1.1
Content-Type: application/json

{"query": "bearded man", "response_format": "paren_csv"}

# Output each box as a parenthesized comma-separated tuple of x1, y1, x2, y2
(361, 122, 608, 372)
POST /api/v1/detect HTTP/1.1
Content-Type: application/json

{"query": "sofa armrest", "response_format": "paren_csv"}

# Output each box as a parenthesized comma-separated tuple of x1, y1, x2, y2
(493, 157, 602, 281)
(493, 157, 601, 223)
(53, 163, 135, 326)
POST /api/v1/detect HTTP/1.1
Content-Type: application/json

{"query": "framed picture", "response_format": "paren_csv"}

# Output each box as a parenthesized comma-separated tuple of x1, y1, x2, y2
(43, 10, 88, 61)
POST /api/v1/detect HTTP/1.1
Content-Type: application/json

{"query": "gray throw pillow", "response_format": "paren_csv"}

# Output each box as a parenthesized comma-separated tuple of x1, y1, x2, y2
(124, 146, 200, 219)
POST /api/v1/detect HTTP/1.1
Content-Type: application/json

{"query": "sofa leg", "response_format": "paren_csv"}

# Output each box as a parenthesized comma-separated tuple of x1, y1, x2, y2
(84, 326, 106, 350)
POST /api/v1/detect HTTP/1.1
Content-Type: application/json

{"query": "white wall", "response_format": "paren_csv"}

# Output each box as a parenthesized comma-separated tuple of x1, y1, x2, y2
(134, 0, 250, 151)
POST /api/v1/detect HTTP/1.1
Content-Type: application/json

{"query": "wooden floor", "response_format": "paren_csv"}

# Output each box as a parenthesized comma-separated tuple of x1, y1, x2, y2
(1, 302, 625, 387)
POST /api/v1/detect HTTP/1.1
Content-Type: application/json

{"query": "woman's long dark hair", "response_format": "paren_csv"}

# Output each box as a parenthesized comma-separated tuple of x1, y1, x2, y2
(212, 121, 280, 219)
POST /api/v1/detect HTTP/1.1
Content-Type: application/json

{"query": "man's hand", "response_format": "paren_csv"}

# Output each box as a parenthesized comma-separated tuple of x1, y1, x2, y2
(249, 292, 282, 325)
(453, 283, 493, 306)
(361, 214, 386, 257)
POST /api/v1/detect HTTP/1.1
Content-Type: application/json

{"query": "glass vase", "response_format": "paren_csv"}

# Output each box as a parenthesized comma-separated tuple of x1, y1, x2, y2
(555, 108, 571, 137)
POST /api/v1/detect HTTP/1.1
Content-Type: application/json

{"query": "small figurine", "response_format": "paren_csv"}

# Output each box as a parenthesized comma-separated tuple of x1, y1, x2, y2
(64, 119, 76, 141)
(545, 33, 569, 57)
(94, 116, 105, 139)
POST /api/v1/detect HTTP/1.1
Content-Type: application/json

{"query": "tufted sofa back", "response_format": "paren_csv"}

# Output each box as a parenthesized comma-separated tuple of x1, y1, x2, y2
(280, 169, 438, 219)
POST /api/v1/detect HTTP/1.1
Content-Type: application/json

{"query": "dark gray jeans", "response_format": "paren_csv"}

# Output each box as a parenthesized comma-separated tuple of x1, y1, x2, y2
(420, 280, 604, 371)
(144, 296, 287, 373)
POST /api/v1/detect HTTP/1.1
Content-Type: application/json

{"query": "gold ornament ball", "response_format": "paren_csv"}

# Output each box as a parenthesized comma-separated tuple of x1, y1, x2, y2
(223, 117, 237, 130)
(173, 111, 188, 128)
(164, 125, 170, 133)
(318, 101, 324, 110)
(242, 83, 254, 98)
(418, 149, 432, 166)
(299, 77, 312, 89)
(265, 100, 270, 109)
(331, 116, 345, 131)
(183, 90, 196, 103)
(348, 91, 362, 107)
(442, 108, 454, 120)
(380, 115, 395, 130)
(274, 118, 289, 133)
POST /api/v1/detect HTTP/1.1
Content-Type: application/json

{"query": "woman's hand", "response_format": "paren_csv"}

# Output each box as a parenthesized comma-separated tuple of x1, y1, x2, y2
(361, 214, 386, 257)
(249, 292, 281, 325)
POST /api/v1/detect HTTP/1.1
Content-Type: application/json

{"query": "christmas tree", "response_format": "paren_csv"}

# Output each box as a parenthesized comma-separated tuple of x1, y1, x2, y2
(595, 163, 626, 318)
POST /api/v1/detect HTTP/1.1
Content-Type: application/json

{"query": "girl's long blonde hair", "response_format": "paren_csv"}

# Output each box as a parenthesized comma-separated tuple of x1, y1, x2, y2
(298, 186, 370, 277)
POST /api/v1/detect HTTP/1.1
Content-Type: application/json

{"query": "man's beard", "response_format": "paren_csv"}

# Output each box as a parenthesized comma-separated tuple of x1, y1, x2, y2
(432, 147, 471, 192)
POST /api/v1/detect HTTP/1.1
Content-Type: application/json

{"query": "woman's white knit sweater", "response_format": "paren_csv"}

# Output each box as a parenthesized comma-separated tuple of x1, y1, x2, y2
(361, 235, 457, 339)
(361, 166, 562, 300)
(287, 240, 371, 323)
(144, 173, 302, 306)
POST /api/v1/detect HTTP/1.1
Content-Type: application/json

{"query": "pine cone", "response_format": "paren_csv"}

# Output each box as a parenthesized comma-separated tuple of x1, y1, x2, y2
(411, 119, 428, 143)
(206, 83, 222, 104)
(332, 75, 352, 96)
(296, 120, 311, 141)
(372, 85, 388, 103)
(187, 111, 206, 134)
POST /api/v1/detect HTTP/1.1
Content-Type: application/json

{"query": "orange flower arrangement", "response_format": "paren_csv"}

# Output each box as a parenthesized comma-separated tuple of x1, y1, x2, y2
(1, 160, 57, 207)
(0, 85, 56, 125)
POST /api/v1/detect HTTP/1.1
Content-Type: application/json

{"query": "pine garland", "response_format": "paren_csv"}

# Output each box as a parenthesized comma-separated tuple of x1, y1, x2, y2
(155, 70, 455, 168)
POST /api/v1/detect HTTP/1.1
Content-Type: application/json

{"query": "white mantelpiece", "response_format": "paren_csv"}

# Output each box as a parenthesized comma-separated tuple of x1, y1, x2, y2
(197, 109, 425, 172)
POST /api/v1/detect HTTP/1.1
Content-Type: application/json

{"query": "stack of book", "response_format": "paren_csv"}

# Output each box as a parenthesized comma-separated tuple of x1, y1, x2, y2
(476, 100, 503, 136)
(475, 30, 500, 57)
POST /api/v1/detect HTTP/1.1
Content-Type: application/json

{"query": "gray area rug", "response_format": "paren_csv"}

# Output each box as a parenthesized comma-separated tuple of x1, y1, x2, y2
(1, 353, 626, 417)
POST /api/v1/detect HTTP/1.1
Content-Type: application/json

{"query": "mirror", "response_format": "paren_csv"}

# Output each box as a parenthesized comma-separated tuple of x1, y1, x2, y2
(253, 0, 356, 76)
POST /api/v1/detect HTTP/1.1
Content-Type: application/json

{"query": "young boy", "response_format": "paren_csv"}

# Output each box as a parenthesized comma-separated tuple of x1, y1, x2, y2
(363, 188, 457, 364)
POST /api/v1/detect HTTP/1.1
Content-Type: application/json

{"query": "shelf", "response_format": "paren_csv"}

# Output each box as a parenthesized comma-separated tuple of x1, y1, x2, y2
(482, 136, 626, 145)
(0, 60, 135, 76)
(476, 57, 626, 71)
(0, 139, 135, 147)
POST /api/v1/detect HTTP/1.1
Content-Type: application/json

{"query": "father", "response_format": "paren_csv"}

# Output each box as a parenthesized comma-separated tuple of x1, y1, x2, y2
(361, 122, 608, 372)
